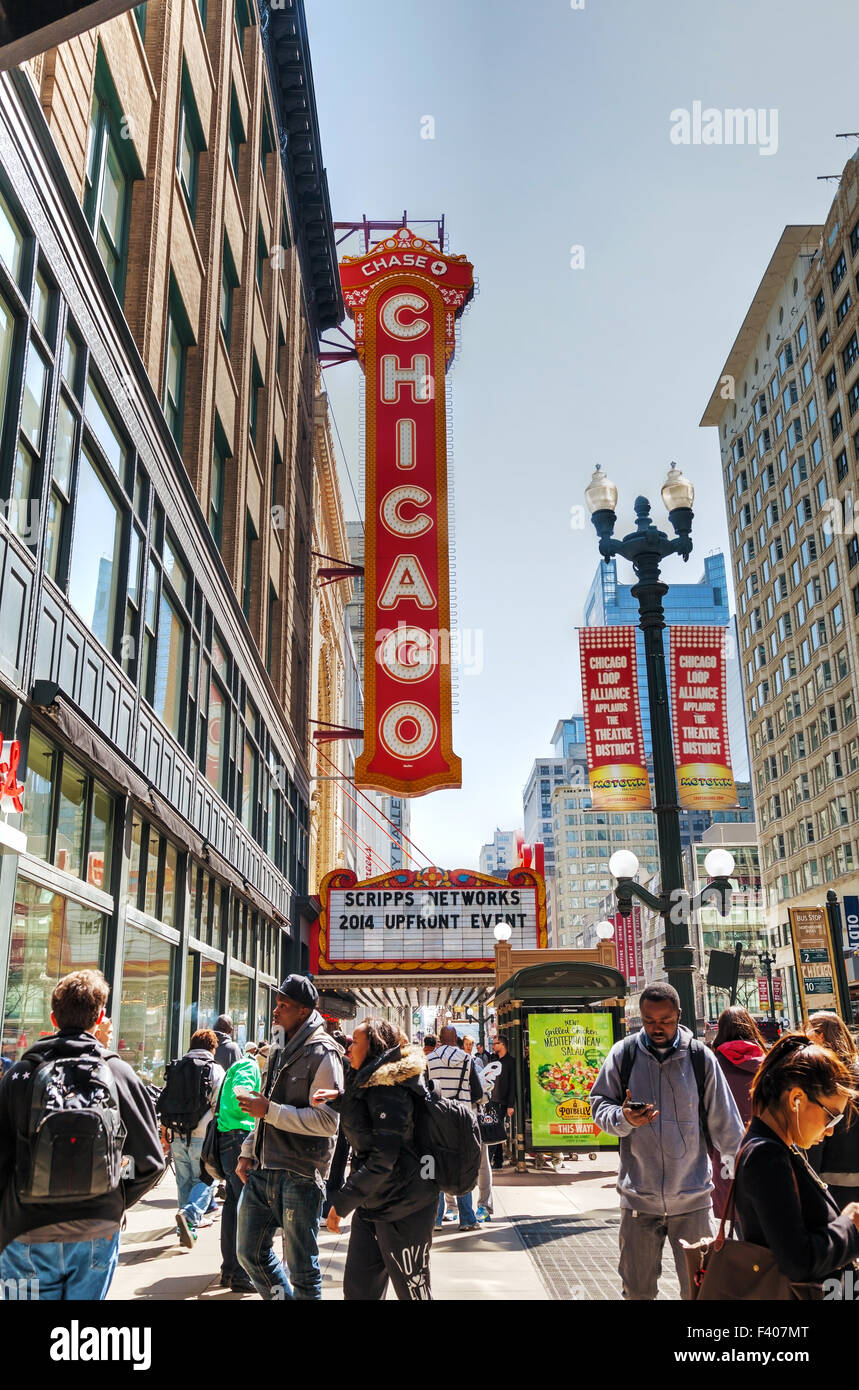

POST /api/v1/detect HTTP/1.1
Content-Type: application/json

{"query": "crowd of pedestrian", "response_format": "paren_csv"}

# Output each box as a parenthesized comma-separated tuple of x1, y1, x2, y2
(3, 963, 856, 1304)
(588, 984, 859, 1300)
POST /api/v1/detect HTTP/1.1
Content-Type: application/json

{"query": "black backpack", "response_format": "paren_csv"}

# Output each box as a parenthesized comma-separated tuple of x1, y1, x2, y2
(618, 1033, 711, 1147)
(158, 1052, 215, 1141)
(416, 1060, 482, 1197)
(17, 1053, 126, 1204)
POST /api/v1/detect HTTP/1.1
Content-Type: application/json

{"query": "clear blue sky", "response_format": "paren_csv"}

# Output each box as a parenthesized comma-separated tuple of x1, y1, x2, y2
(306, 0, 856, 868)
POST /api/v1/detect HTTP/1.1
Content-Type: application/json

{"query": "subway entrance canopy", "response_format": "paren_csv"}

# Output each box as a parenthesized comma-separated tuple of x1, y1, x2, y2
(311, 866, 547, 1015)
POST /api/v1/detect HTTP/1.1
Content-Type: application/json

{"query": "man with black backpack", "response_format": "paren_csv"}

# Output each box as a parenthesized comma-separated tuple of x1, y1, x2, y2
(0, 969, 164, 1300)
(159, 1028, 224, 1248)
(589, 982, 744, 1300)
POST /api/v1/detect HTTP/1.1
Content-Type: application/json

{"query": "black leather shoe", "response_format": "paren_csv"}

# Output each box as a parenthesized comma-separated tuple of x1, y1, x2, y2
(230, 1279, 256, 1294)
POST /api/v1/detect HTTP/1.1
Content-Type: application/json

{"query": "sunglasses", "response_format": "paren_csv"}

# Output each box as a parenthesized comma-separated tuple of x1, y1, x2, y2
(812, 1098, 844, 1131)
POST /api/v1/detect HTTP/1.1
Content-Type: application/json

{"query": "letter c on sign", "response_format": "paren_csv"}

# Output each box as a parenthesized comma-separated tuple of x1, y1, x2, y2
(381, 292, 430, 340)
(381, 486, 432, 537)
(377, 627, 436, 682)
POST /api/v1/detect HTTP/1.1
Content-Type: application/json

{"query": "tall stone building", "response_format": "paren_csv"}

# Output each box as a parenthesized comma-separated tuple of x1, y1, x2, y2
(0, 0, 342, 1072)
(701, 174, 859, 1013)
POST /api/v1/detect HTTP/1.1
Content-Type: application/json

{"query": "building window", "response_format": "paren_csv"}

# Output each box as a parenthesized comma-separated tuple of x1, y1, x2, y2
(261, 101, 274, 182)
(177, 69, 205, 221)
(836, 291, 852, 326)
(220, 236, 238, 348)
(163, 280, 193, 448)
(84, 53, 138, 297)
(203, 628, 231, 798)
(2, 881, 107, 1067)
(228, 87, 245, 179)
(814, 290, 826, 321)
(142, 526, 190, 742)
(832, 251, 847, 291)
(256, 220, 266, 294)
(249, 353, 262, 451)
(120, 923, 175, 1086)
(21, 728, 115, 890)
(6, 264, 56, 550)
(266, 582, 277, 675)
(234, 0, 253, 51)
(210, 419, 229, 546)
(67, 446, 123, 651)
(243, 512, 257, 621)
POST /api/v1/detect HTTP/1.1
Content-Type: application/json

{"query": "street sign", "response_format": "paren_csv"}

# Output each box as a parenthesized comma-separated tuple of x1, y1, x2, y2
(788, 906, 841, 1018)
(844, 895, 859, 952)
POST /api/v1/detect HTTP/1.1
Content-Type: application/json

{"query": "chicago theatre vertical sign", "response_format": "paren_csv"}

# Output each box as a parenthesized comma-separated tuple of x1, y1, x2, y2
(340, 229, 474, 795)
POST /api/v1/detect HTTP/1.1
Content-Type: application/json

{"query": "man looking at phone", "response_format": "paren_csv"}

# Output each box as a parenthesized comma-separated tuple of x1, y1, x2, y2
(234, 976, 343, 1300)
(589, 982, 744, 1300)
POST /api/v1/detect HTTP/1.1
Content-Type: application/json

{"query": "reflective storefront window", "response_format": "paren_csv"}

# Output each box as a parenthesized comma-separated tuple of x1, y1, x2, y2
(199, 958, 221, 1029)
(22, 730, 56, 859)
(119, 924, 174, 1085)
(229, 974, 253, 1050)
(1, 878, 106, 1064)
(55, 756, 87, 877)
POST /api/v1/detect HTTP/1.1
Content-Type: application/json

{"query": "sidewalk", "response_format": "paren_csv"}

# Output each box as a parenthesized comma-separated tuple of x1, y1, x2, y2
(108, 1153, 678, 1301)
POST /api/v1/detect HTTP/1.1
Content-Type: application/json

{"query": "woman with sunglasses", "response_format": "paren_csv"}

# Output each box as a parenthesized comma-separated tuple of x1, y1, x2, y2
(731, 1034, 859, 1291)
(805, 1012, 859, 1209)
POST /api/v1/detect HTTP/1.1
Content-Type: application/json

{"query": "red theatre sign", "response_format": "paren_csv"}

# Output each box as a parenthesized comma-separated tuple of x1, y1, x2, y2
(340, 228, 474, 796)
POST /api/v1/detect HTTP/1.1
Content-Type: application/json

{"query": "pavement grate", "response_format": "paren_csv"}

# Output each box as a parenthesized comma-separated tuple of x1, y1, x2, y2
(513, 1212, 682, 1302)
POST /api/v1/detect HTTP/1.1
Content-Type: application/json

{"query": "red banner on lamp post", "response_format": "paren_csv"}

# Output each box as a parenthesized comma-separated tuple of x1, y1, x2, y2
(579, 627, 650, 810)
(340, 229, 474, 796)
(670, 626, 738, 810)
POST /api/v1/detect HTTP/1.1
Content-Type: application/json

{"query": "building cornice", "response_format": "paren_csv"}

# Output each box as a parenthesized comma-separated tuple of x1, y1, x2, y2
(260, 0, 343, 343)
(700, 225, 822, 428)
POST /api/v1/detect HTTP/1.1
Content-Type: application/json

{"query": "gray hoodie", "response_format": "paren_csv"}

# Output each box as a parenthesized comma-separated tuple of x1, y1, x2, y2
(589, 1025, 744, 1216)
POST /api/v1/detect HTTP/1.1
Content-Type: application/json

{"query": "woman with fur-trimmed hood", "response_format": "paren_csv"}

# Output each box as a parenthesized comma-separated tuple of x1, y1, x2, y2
(311, 1019, 438, 1300)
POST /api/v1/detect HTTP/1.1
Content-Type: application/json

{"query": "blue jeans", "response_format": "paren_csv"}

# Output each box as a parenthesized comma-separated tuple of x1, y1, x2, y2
(437, 1190, 477, 1226)
(0, 1232, 120, 1300)
(237, 1167, 323, 1300)
(219, 1129, 252, 1282)
(172, 1134, 214, 1226)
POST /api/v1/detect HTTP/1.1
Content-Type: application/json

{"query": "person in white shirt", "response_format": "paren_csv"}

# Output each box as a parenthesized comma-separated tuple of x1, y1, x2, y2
(426, 1027, 482, 1232)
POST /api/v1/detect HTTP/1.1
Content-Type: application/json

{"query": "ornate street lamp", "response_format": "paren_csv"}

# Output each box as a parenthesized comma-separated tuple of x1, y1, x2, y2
(586, 465, 726, 1035)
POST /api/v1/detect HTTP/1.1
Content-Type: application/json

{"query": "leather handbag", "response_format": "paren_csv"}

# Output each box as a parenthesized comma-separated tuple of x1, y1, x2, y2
(681, 1175, 822, 1301)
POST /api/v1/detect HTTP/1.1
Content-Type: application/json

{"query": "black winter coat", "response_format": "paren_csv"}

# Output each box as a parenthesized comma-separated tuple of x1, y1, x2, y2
(491, 1051, 515, 1112)
(0, 1030, 166, 1252)
(330, 1044, 438, 1222)
(734, 1117, 859, 1283)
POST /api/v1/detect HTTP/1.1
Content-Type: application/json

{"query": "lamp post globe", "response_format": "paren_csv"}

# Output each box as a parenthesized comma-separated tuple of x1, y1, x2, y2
(609, 849, 640, 880)
(595, 920, 616, 940)
(493, 922, 513, 943)
(660, 464, 695, 512)
(585, 464, 618, 515)
(704, 848, 735, 880)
